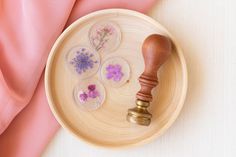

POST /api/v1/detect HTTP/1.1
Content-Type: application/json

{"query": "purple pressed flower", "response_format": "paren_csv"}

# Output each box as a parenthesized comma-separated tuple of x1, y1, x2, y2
(88, 84, 96, 91)
(105, 64, 124, 82)
(79, 91, 88, 103)
(78, 84, 100, 104)
(88, 90, 99, 98)
(70, 49, 98, 74)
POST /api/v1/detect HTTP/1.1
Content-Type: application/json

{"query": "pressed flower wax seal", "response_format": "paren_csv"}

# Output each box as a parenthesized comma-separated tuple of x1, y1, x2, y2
(89, 21, 121, 53)
(66, 46, 100, 79)
(100, 57, 130, 87)
(73, 79, 105, 111)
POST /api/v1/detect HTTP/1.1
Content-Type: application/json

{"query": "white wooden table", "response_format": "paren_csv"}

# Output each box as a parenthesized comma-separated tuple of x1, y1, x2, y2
(43, 0, 236, 156)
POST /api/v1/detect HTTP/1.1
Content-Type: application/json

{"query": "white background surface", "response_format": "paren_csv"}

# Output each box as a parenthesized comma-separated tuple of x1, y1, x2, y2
(43, 0, 236, 156)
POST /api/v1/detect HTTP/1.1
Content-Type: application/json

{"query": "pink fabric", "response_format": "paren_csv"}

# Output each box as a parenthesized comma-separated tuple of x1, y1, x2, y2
(0, 0, 156, 157)
(0, 75, 59, 157)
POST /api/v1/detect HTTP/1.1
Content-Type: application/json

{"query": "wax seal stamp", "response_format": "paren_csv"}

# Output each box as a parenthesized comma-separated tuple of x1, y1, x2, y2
(127, 34, 172, 126)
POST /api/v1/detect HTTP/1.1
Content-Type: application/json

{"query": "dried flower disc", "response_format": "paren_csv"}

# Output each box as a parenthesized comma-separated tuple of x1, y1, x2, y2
(65, 46, 100, 79)
(100, 57, 130, 87)
(89, 21, 121, 53)
(73, 79, 106, 111)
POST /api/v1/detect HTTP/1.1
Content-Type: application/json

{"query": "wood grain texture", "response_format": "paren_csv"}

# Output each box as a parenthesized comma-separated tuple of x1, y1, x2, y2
(45, 9, 187, 148)
(43, 0, 236, 157)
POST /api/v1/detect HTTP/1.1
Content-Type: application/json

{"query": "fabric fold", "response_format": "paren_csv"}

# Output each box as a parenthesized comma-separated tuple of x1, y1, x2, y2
(0, 0, 156, 156)
(0, 0, 75, 134)
(0, 75, 60, 157)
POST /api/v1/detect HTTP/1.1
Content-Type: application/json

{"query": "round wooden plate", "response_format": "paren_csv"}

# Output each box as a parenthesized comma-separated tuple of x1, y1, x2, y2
(45, 9, 188, 148)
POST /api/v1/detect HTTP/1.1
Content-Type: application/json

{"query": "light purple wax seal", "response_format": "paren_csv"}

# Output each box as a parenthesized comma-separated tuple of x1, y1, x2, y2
(100, 57, 130, 87)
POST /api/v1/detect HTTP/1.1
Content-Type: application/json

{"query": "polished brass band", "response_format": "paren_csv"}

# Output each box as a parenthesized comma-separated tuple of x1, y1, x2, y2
(136, 99, 150, 107)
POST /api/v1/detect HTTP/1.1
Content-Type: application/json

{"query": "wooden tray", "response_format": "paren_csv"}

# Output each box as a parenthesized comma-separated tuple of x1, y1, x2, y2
(45, 9, 188, 148)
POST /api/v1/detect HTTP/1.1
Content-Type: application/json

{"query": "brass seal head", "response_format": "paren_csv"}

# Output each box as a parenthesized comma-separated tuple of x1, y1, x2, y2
(127, 100, 152, 126)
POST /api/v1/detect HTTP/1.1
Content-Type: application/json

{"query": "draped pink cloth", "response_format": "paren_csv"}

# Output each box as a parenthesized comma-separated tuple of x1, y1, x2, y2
(0, 0, 156, 156)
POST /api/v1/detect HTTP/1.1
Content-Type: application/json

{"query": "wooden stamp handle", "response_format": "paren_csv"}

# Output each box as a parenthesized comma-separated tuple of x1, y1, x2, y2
(136, 34, 172, 102)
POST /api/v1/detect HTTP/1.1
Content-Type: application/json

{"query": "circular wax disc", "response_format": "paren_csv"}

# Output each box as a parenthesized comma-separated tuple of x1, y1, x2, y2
(89, 21, 121, 53)
(100, 57, 130, 87)
(73, 79, 106, 111)
(65, 46, 100, 79)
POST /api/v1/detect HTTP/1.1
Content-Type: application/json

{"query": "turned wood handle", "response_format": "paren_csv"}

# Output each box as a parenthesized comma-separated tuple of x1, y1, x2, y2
(136, 34, 172, 102)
